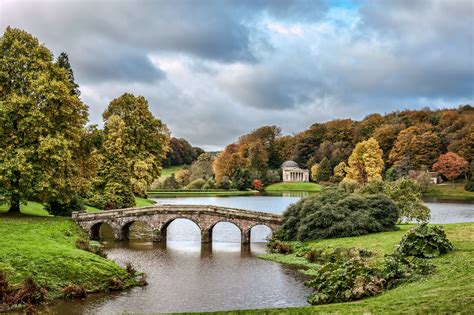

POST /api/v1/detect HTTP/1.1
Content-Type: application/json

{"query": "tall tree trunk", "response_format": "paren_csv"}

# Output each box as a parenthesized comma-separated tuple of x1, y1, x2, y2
(8, 193, 20, 213)
(8, 172, 21, 213)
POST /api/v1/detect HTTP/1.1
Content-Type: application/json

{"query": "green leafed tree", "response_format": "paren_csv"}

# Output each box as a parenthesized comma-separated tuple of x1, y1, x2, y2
(102, 93, 170, 197)
(315, 157, 331, 182)
(89, 115, 135, 209)
(0, 27, 89, 213)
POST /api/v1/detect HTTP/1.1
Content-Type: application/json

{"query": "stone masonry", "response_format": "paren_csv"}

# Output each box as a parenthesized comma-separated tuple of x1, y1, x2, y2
(72, 204, 282, 244)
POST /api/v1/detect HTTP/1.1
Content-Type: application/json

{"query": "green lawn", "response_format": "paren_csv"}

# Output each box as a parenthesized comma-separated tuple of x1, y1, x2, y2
(148, 190, 258, 197)
(265, 182, 322, 192)
(0, 215, 139, 299)
(424, 182, 474, 201)
(160, 165, 185, 178)
(0, 197, 156, 216)
(250, 222, 474, 314)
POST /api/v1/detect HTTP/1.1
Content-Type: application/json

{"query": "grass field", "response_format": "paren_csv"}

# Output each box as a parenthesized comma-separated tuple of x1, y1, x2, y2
(0, 197, 156, 216)
(160, 165, 185, 178)
(0, 215, 139, 300)
(250, 222, 474, 314)
(148, 190, 258, 197)
(424, 182, 474, 201)
(265, 182, 323, 192)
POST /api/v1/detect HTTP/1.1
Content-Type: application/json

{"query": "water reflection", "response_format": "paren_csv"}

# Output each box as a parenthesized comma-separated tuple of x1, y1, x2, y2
(49, 240, 310, 314)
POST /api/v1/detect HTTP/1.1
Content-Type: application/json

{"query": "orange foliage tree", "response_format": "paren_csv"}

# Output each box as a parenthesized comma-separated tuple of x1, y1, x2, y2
(432, 152, 469, 185)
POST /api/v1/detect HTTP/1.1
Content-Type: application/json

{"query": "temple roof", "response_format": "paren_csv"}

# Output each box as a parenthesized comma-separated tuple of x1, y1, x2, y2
(281, 160, 299, 168)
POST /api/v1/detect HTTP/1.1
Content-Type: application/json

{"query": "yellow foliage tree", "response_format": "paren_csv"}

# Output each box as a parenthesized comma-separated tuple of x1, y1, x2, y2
(345, 138, 384, 184)
(310, 163, 320, 182)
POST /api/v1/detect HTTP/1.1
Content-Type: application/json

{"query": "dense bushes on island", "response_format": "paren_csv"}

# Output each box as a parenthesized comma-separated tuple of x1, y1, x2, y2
(277, 190, 398, 241)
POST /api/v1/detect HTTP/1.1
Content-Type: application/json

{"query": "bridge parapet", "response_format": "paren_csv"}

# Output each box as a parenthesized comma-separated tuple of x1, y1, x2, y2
(72, 204, 282, 244)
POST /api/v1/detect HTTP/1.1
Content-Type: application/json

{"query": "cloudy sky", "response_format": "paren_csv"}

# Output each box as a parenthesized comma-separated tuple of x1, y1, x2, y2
(1, 0, 473, 150)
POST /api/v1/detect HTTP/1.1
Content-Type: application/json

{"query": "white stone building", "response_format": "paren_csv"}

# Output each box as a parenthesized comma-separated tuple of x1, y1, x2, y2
(281, 160, 309, 182)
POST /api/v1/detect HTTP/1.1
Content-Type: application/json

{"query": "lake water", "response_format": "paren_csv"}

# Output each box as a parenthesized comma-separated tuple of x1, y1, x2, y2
(47, 195, 474, 314)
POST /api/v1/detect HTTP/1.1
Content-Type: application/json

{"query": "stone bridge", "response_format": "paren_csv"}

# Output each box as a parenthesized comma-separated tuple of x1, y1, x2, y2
(72, 204, 282, 244)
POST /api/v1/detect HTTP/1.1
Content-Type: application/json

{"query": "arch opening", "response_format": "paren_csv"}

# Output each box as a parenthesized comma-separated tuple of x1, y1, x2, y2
(162, 218, 201, 243)
(211, 221, 241, 243)
(121, 221, 154, 241)
(250, 225, 273, 243)
(90, 222, 114, 241)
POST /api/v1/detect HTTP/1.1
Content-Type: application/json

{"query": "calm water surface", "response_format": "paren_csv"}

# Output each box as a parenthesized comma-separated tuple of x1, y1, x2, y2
(48, 195, 473, 314)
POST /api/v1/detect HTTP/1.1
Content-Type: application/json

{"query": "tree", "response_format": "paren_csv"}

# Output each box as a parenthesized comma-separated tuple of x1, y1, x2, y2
(252, 179, 263, 191)
(0, 28, 88, 213)
(345, 138, 384, 184)
(359, 179, 430, 223)
(189, 153, 215, 181)
(333, 161, 348, 182)
(315, 157, 331, 182)
(432, 152, 469, 185)
(389, 125, 441, 174)
(310, 163, 320, 182)
(231, 169, 251, 190)
(103, 93, 170, 196)
(89, 115, 135, 210)
(56, 52, 80, 96)
(213, 144, 245, 183)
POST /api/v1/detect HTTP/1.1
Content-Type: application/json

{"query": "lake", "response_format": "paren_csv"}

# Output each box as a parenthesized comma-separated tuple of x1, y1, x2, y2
(47, 195, 474, 314)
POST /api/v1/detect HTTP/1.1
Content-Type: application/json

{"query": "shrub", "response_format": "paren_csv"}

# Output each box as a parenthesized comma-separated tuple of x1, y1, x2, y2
(231, 169, 252, 190)
(304, 247, 374, 264)
(252, 179, 264, 190)
(267, 239, 293, 254)
(62, 284, 87, 299)
(397, 224, 454, 258)
(217, 176, 232, 190)
(265, 170, 280, 183)
(45, 197, 84, 217)
(338, 179, 360, 192)
(108, 277, 124, 291)
(185, 178, 206, 189)
(359, 179, 430, 223)
(125, 262, 137, 275)
(465, 180, 474, 192)
(6, 277, 47, 307)
(279, 190, 398, 241)
(315, 157, 332, 182)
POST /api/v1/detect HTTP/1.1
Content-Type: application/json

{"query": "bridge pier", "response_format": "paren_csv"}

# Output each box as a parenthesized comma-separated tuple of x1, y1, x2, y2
(241, 229, 251, 245)
(201, 229, 212, 243)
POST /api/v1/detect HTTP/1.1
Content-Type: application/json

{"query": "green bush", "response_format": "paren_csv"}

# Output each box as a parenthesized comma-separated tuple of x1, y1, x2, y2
(278, 190, 398, 241)
(465, 180, 474, 192)
(185, 179, 206, 189)
(397, 224, 454, 258)
(267, 239, 294, 254)
(44, 197, 84, 216)
(231, 169, 252, 190)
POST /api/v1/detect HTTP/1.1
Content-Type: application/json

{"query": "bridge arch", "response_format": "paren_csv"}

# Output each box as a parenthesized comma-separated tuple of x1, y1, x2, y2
(90, 222, 115, 241)
(210, 220, 242, 243)
(120, 220, 154, 241)
(249, 224, 273, 243)
(160, 217, 202, 242)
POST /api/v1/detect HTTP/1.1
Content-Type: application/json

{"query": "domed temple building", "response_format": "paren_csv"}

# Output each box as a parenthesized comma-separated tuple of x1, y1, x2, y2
(281, 161, 309, 182)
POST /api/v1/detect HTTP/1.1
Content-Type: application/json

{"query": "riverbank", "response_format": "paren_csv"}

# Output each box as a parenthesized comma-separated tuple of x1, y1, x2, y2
(0, 215, 144, 310)
(265, 182, 322, 192)
(247, 222, 474, 314)
(148, 190, 258, 197)
(0, 197, 155, 216)
(423, 183, 474, 201)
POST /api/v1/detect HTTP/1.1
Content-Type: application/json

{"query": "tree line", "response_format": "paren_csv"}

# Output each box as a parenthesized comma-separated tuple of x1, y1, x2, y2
(213, 105, 473, 187)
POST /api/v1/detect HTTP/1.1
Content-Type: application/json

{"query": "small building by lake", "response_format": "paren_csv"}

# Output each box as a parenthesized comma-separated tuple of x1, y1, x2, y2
(282, 160, 309, 182)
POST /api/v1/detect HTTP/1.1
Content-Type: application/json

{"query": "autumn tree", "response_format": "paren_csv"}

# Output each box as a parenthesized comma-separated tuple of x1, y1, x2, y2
(189, 153, 215, 181)
(333, 161, 348, 182)
(103, 93, 170, 197)
(389, 125, 441, 174)
(373, 123, 405, 161)
(89, 115, 135, 209)
(0, 28, 89, 213)
(310, 163, 319, 182)
(432, 152, 469, 185)
(345, 138, 384, 184)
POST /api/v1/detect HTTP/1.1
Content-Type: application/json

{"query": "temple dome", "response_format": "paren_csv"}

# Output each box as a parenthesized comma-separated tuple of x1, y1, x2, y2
(281, 160, 299, 168)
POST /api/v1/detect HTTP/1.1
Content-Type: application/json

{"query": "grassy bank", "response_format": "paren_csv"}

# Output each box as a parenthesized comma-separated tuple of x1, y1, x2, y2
(265, 182, 322, 192)
(0, 215, 142, 303)
(160, 165, 185, 178)
(0, 197, 156, 216)
(423, 183, 474, 201)
(247, 222, 474, 314)
(148, 190, 258, 197)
